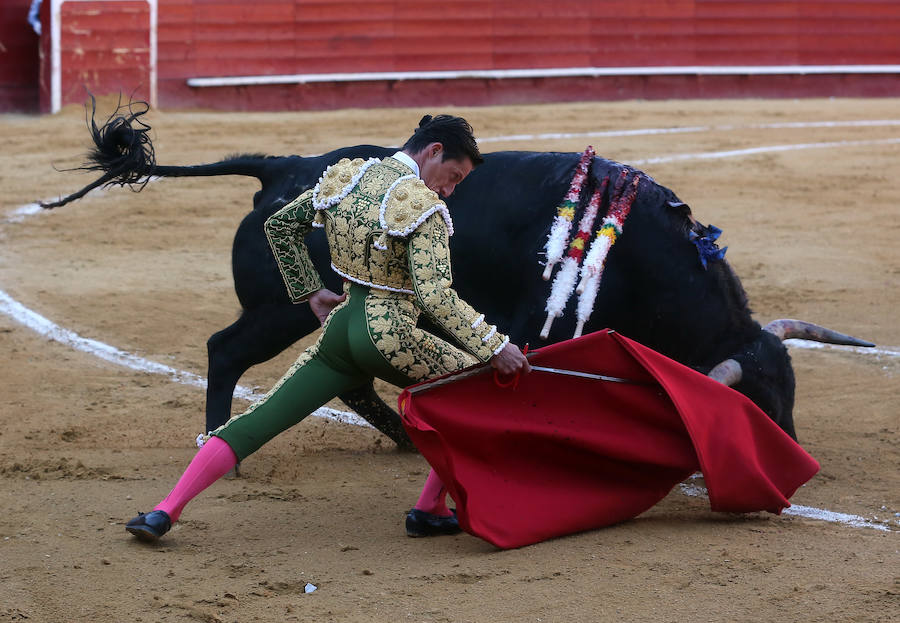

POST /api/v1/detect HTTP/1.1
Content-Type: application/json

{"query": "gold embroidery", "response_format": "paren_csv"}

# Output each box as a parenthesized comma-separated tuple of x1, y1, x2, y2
(363, 293, 474, 382)
(324, 159, 417, 293)
(382, 177, 443, 234)
(408, 215, 508, 362)
(264, 190, 324, 302)
(314, 158, 369, 208)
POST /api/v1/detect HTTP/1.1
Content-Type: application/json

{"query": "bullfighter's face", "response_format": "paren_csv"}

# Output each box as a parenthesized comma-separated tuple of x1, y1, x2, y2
(418, 143, 474, 199)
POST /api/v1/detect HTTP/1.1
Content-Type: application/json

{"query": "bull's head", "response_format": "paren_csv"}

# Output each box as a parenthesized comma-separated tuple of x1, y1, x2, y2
(708, 319, 875, 386)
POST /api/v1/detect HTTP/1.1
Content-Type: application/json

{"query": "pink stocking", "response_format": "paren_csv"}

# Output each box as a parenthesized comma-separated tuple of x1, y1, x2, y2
(414, 468, 452, 516)
(153, 436, 238, 522)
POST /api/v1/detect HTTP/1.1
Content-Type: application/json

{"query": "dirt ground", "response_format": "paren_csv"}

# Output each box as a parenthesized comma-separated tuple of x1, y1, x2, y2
(0, 98, 898, 622)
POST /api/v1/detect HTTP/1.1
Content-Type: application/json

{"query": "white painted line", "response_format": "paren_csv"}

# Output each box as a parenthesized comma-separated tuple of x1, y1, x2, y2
(786, 339, 900, 359)
(478, 125, 713, 143)
(5, 203, 43, 223)
(747, 119, 900, 130)
(631, 137, 900, 166)
(781, 504, 896, 531)
(678, 483, 895, 532)
(477, 119, 900, 144)
(0, 288, 373, 430)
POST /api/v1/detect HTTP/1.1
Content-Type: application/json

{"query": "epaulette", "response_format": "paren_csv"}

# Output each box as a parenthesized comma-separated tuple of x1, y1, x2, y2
(312, 157, 380, 210)
(375, 176, 454, 250)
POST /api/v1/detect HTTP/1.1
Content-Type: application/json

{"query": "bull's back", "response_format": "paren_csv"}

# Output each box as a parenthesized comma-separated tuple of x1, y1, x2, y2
(448, 151, 757, 367)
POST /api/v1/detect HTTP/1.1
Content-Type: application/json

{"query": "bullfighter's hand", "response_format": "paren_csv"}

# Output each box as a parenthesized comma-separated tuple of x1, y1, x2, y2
(308, 288, 347, 325)
(490, 342, 532, 377)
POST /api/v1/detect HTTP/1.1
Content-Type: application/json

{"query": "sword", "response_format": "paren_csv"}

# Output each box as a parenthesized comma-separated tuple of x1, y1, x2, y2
(406, 355, 649, 395)
(529, 365, 647, 385)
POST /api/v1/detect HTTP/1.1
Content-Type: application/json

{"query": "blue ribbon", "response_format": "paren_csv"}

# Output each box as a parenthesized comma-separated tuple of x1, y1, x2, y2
(689, 224, 728, 269)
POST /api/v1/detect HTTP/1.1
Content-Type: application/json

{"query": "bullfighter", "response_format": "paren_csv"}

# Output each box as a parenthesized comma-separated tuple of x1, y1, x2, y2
(125, 114, 530, 542)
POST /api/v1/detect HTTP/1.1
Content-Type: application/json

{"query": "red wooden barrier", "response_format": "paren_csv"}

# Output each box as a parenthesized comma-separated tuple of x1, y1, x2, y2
(0, 0, 39, 112)
(39, 0, 152, 113)
(158, 0, 900, 111)
(6, 0, 900, 112)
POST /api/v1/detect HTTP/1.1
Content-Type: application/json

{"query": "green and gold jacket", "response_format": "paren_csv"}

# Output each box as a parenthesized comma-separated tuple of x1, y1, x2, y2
(264, 156, 509, 365)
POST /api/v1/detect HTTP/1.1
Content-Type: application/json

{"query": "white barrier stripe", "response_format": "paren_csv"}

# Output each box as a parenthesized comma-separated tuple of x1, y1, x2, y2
(186, 65, 900, 88)
(0, 288, 372, 429)
(477, 119, 900, 144)
(678, 483, 895, 532)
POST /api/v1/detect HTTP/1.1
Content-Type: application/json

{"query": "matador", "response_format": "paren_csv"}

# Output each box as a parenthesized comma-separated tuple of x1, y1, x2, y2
(125, 115, 530, 542)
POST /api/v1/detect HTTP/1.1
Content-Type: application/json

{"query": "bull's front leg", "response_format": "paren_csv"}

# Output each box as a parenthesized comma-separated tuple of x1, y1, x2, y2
(338, 382, 416, 451)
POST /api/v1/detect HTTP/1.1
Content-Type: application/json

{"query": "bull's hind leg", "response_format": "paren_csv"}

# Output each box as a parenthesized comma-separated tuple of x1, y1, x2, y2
(337, 384, 415, 451)
(205, 303, 318, 433)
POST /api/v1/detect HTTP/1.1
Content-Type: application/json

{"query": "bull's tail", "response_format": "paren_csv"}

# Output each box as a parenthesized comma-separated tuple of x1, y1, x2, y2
(40, 94, 276, 209)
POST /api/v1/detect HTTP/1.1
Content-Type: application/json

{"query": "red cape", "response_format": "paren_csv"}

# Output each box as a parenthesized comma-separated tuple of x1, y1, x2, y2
(398, 330, 819, 549)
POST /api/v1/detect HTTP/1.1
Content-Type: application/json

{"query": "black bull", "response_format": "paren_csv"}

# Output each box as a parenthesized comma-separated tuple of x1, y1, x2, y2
(46, 113, 874, 447)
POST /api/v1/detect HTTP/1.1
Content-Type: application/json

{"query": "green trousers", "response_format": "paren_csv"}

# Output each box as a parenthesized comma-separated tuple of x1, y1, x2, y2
(212, 284, 424, 460)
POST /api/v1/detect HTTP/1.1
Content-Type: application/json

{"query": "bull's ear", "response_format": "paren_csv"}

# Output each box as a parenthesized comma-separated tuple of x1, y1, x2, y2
(667, 200, 696, 233)
(667, 200, 693, 218)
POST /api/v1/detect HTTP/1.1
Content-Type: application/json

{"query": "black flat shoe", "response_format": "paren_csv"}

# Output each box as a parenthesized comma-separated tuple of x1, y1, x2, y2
(405, 508, 460, 538)
(125, 510, 172, 542)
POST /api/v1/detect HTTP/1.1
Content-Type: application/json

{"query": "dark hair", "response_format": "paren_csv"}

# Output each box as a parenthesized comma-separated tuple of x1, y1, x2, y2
(402, 114, 484, 166)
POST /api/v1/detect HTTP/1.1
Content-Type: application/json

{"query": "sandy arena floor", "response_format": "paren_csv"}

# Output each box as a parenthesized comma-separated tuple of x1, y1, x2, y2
(0, 98, 898, 622)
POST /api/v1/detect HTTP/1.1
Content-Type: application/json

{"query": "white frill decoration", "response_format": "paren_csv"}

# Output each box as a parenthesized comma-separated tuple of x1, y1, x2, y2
(541, 146, 595, 280)
(541, 176, 608, 338)
(541, 256, 580, 338)
(574, 271, 602, 338)
(576, 223, 613, 295)
(542, 219, 574, 281)
(574, 172, 641, 336)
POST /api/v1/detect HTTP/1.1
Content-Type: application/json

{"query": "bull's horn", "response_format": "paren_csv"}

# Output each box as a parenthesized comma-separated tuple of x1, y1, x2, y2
(763, 319, 875, 347)
(707, 358, 742, 386)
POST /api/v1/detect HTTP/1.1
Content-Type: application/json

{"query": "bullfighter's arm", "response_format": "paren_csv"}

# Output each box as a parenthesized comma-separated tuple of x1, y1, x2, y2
(407, 213, 509, 363)
(264, 189, 324, 302)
